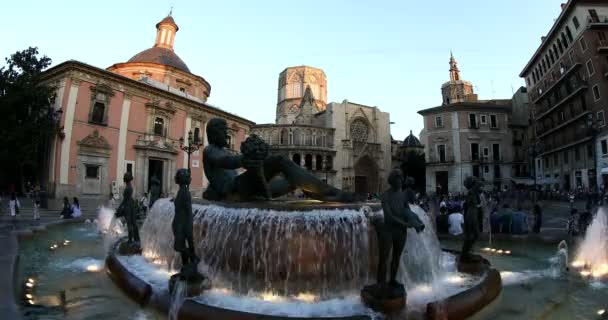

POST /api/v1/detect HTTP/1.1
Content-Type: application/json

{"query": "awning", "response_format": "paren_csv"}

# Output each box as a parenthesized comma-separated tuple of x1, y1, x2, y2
(510, 178, 535, 186)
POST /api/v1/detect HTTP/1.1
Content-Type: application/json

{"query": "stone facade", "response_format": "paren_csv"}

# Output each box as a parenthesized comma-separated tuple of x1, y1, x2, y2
(420, 55, 521, 194)
(252, 66, 391, 195)
(41, 15, 254, 200)
(520, 1, 608, 190)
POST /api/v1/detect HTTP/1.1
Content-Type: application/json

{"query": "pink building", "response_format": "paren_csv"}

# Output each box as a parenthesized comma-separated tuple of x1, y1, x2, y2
(41, 15, 254, 200)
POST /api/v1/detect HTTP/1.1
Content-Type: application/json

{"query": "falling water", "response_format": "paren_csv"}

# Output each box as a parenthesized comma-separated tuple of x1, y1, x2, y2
(398, 204, 444, 290)
(572, 207, 608, 278)
(168, 280, 186, 320)
(140, 199, 452, 298)
(555, 240, 569, 274)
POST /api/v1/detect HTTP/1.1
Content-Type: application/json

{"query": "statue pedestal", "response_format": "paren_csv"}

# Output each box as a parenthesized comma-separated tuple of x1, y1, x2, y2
(118, 241, 142, 256)
(361, 282, 406, 314)
(168, 264, 211, 297)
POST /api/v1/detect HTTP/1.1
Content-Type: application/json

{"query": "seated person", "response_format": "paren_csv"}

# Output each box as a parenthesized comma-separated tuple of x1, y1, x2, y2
(60, 197, 73, 219)
(448, 211, 464, 236)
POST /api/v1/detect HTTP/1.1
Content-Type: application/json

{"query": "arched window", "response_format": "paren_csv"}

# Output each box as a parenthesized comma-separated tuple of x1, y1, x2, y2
(316, 155, 323, 171)
(325, 155, 333, 170)
(280, 129, 288, 145)
(292, 153, 301, 166)
(293, 129, 301, 145)
(194, 127, 201, 142)
(305, 154, 313, 170)
(91, 102, 105, 124)
(154, 117, 165, 136)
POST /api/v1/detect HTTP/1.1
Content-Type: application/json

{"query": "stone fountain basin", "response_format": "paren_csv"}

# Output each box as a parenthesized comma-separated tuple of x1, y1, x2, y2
(109, 200, 503, 319)
(106, 237, 501, 319)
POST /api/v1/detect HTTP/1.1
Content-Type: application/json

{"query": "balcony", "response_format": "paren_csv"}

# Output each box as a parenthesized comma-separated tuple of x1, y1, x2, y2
(539, 133, 592, 157)
(598, 40, 608, 54)
(588, 15, 608, 29)
(531, 63, 582, 104)
(427, 155, 454, 165)
(536, 111, 591, 139)
(134, 133, 178, 154)
(534, 81, 588, 121)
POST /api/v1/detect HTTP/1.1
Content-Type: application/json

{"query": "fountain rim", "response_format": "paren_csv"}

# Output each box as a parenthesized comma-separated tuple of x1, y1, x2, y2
(191, 198, 383, 212)
(105, 237, 502, 319)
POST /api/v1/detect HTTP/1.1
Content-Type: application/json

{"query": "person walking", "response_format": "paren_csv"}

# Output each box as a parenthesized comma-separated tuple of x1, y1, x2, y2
(533, 202, 542, 234)
(32, 192, 41, 220)
(9, 192, 20, 218)
(72, 197, 81, 218)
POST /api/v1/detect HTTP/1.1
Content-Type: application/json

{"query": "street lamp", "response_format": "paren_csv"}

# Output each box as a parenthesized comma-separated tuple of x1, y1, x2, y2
(528, 141, 544, 192)
(585, 113, 598, 191)
(179, 130, 203, 172)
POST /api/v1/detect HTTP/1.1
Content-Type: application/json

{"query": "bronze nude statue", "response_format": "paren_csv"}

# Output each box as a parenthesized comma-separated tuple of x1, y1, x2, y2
(170, 168, 208, 294)
(118, 172, 140, 244)
(362, 169, 424, 312)
(202, 117, 355, 202)
(377, 169, 425, 286)
(461, 176, 482, 261)
(116, 172, 141, 255)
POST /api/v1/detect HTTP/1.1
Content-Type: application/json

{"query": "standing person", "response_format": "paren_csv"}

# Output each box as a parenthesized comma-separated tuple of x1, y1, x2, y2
(148, 176, 161, 210)
(533, 202, 542, 234)
(60, 197, 73, 219)
(139, 193, 149, 216)
(72, 197, 81, 218)
(32, 192, 41, 220)
(108, 193, 116, 209)
(439, 197, 447, 215)
(9, 193, 20, 218)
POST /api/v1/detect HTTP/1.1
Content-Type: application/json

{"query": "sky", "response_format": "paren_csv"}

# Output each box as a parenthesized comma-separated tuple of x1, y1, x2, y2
(1, 0, 565, 140)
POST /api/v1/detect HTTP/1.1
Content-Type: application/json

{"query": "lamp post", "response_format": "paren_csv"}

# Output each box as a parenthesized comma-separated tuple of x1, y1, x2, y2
(585, 113, 598, 191)
(179, 130, 203, 173)
(323, 158, 330, 183)
(528, 142, 544, 193)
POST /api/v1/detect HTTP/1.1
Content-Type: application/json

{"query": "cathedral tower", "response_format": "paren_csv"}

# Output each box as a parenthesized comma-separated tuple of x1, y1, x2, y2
(441, 53, 476, 105)
(276, 66, 327, 124)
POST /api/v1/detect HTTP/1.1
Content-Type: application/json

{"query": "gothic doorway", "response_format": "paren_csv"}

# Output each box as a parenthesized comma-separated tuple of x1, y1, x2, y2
(354, 156, 378, 195)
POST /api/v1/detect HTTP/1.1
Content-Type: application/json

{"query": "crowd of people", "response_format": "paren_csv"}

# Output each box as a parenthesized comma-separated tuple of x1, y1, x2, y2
(433, 191, 544, 237)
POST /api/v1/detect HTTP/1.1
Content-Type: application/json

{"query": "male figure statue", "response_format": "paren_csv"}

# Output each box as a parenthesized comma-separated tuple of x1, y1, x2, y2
(118, 172, 140, 244)
(148, 176, 161, 210)
(202, 118, 354, 202)
(173, 169, 199, 277)
(377, 169, 425, 287)
(461, 176, 482, 261)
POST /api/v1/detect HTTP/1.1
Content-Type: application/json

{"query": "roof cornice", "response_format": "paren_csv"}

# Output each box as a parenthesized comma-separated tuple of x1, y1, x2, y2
(41, 60, 255, 126)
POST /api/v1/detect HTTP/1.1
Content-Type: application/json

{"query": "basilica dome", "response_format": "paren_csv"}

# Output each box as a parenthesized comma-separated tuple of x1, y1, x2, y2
(402, 130, 422, 147)
(127, 47, 190, 73)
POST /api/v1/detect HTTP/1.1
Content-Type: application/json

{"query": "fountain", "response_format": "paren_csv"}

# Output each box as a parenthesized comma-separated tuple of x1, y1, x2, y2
(571, 207, 608, 279)
(103, 118, 501, 319)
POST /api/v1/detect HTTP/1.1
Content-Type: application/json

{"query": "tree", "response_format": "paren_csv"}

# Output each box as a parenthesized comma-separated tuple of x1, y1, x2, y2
(0, 47, 58, 193)
(400, 150, 426, 194)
